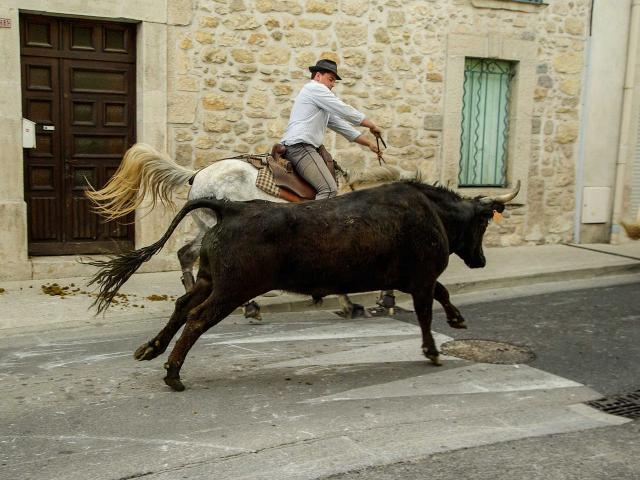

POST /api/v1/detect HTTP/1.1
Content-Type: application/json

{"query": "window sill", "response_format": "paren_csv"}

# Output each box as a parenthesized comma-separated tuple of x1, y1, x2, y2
(471, 0, 548, 13)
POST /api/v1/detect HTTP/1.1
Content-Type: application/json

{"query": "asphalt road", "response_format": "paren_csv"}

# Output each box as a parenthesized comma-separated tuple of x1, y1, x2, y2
(1, 278, 638, 479)
(395, 280, 640, 396)
(329, 279, 640, 480)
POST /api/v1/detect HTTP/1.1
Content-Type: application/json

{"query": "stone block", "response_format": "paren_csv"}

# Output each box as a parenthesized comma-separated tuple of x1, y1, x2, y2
(203, 94, 232, 110)
(555, 122, 579, 144)
(553, 53, 583, 74)
(224, 14, 260, 30)
(203, 113, 232, 133)
(260, 46, 291, 65)
(168, 93, 197, 123)
(423, 115, 443, 131)
(232, 49, 255, 63)
(201, 47, 227, 63)
(175, 143, 193, 166)
(306, 0, 338, 14)
(195, 30, 213, 44)
(341, 0, 368, 16)
(336, 22, 367, 47)
(286, 31, 314, 47)
(299, 19, 331, 30)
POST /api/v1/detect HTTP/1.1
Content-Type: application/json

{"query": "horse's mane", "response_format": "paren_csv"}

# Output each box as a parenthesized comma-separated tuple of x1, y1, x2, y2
(348, 165, 401, 188)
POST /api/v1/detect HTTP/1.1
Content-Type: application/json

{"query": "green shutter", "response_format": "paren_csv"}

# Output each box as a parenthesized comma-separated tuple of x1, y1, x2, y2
(459, 58, 515, 187)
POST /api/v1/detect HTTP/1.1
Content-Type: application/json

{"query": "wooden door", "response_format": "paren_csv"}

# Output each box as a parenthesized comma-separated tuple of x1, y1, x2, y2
(21, 15, 136, 255)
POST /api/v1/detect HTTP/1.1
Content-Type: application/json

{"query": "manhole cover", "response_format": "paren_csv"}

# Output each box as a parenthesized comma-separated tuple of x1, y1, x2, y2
(586, 390, 640, 419)
(441, 339, 535, 364)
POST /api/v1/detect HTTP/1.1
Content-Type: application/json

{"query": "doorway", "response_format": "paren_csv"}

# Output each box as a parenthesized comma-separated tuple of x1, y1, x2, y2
(20, 14, 136, 255)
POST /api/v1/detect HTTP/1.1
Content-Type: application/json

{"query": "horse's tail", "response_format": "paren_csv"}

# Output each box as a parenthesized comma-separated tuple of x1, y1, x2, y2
(87, 197, 237, 313)
(85, 143, 195, 220)
(621, 220, 640, 240)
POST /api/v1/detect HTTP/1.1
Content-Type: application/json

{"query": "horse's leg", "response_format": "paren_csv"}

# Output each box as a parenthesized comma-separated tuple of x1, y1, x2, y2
(164, 293, 240, 391)
(337, 294, 371, 318)
(376, 290, 396, 314)
(178, 237, 200, 291)
(434, 281, 466, 329)
(134, 277, 212, 361)
(178, 211, 215, 292)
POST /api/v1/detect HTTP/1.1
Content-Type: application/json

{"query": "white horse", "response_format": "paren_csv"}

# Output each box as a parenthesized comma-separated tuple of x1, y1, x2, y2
(86, 143, 406, 318)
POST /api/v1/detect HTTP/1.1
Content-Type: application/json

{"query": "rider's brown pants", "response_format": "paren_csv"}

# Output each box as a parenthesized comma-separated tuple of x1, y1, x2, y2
(285, 143, 337, 199)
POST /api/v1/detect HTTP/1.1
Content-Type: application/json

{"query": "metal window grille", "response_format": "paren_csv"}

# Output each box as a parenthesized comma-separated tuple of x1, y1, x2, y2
(459, 58, 515, 187)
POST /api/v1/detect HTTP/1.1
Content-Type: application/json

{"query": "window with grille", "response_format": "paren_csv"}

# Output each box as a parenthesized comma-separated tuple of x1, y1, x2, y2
(459, 58, 516, 187)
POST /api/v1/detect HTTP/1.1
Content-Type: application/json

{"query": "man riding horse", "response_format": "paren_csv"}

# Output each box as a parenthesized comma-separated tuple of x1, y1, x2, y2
(281, 59, 384, 198)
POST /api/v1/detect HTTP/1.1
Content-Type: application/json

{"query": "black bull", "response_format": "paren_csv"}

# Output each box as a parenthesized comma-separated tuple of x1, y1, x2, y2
(89, 180, 519, 391)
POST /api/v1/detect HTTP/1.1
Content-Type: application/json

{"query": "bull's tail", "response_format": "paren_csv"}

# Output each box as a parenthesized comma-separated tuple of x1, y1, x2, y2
(86, 198, 236, 314)
(85, 143, 195, 220)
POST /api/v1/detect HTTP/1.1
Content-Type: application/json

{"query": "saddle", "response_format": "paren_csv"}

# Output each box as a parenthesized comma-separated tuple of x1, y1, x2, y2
(255, 144, 336, 202)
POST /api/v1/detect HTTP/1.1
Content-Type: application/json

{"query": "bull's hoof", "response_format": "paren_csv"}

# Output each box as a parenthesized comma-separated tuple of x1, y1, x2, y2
(164, 376, 186, 392)
(423, 349, 442, 366)
(447, 319, 468, 329)
(134, 342, 159, 361)
(164, 362, 185, 391)
(242, 301, 262, 321)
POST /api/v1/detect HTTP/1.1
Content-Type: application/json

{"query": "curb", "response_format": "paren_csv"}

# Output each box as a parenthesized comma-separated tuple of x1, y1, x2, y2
(251, 262, 640, 315)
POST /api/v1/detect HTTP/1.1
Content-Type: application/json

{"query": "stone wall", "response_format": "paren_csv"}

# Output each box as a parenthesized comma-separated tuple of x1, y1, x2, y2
(166, 0, 590, 246)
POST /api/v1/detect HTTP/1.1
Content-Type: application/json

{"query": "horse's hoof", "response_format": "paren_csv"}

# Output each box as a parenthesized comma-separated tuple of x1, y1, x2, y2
(423, 349, 442, 366)
(164, 376, 186, 392)
(345, 303, 371, 319)
(134, 343, 157, 361)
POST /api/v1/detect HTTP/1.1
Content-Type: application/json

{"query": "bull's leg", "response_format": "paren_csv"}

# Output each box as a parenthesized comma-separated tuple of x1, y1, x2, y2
(134, 278, 212, 361)
(337, 294, 371, 318)
(163, 294, 239, 392)
(242, 300, 262, 321)
(412, 288, 442, 366)
(434, 282, 466, 329)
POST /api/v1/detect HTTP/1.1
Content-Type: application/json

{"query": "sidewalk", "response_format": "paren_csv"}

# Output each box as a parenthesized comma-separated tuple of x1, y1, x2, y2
(0, 242, 639, 332)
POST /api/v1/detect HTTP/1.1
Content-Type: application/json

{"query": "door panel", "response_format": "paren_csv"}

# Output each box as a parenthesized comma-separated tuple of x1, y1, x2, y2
(21, 14, 136, 255)
(62, 59, 135, 252)
(22, 55, 63, 247)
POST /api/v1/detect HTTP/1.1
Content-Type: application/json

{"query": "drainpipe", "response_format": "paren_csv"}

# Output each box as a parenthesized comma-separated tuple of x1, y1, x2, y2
(611, 0, 640, 243)
(573, 2, 595, 244)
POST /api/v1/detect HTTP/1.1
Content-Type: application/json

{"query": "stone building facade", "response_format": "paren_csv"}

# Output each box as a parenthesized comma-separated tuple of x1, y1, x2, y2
(165, 0, 588, 248)
(1, 0, 638, 281)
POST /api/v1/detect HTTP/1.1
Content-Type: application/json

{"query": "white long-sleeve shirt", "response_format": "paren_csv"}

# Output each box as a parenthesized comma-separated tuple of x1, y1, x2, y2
(281, 81, 366, 148)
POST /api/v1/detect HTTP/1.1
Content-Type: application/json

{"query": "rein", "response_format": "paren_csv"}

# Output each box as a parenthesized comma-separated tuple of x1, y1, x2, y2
(375, 134, 387, 166)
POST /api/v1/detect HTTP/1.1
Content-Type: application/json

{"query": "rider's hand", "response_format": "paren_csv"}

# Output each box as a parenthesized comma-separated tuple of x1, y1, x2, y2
(369, 125, 382, 137)
(369, 142, 381, 154)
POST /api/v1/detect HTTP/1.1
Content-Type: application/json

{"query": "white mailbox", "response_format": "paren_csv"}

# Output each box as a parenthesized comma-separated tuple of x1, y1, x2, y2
(22, 118, 36, 149)
(582, 186, 611, 224)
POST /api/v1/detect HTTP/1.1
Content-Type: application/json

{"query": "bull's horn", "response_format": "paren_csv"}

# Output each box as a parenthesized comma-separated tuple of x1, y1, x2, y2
(480, 179, 521, 204)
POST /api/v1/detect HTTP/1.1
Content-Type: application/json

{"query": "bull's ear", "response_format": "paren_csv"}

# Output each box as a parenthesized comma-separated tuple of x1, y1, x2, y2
(475, 203, 495, 220)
